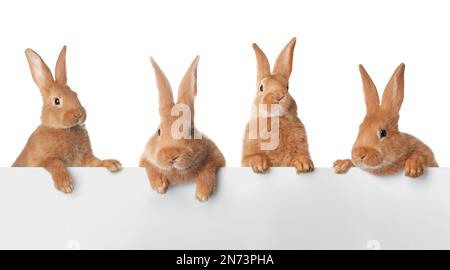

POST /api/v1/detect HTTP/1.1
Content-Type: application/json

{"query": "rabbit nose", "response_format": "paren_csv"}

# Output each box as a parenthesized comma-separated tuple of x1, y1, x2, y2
(162, 149, 181, 164)
(73, 110, 83, 119)
(276, 95, 285, 102)
(168, 155, 180, 165)
(353, 147, 368, 161)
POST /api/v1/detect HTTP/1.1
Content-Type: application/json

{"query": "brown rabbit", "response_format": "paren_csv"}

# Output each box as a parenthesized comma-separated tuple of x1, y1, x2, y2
(13, 46, 122, 193)
(242, 37, 314, 174)
(333, 63, 438, 177)
(140, 56, 225, 202)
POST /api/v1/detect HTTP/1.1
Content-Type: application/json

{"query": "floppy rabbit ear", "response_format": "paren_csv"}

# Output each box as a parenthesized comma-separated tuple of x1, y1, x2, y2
(25, 49, 54, 92)
(273, 37, 296, 80)
(150, 57, 175, 117)
(359, 64, 380, 114)
(55, 45, 67, 85)
(177, 56, 200, 116)
(252, 43, 271, 85)
(381, 63, 405, 115)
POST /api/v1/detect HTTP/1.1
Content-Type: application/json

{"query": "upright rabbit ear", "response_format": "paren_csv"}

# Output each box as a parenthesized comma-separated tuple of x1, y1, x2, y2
(150, 57, 175, 117)
(381, 63, 405, 116)
(177, 56, 200, 117)
(359, 64, 380, 114)
(25, 49, 54, 92)
(252, 43, 271, 85)
(55, 45, 67, 85)
(273, 37, 296, 80)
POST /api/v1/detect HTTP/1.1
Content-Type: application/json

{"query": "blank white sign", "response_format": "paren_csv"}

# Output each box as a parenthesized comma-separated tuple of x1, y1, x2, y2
(0, 167, 449, 250)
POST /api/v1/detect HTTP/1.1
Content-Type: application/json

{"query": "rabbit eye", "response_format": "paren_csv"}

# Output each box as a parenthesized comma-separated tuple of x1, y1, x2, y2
(259, 85, 264, 92)
(157, 128, 161, 136)
(379, 129, 388, 139)
(286, 84, 289, 90)
(54, 98, 61, 106)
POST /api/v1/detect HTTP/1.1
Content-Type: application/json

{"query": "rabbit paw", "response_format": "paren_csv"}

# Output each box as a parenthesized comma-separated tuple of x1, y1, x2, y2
(405, 158, 425, 178)
(53, 173, 73, 194)
(248, 154, 270, 173)
(333, 159, 354, 174)
(196, 190, 212, 202)
(150, 174, 169, 194)
(196, 181, 215, 202)
(102, 159, 122, 172)
(291, 156, 314, 174)
(195, 167, 217, 202)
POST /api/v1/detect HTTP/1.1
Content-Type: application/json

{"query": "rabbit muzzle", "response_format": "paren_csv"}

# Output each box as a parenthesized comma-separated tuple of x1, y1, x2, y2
(352, 146, 383, 169)
(63, 108, 86, 128)
(259, 91, 291, 116)
(157, 147, 193, 170)
(263, 91, 287, 105)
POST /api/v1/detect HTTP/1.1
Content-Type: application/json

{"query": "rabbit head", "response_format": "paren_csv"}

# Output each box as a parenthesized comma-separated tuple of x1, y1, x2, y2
(252, 38, 297, 116)
(145, 56, 208, 171)
(25, 46, 86, 129)
(351, 63, 409, 171)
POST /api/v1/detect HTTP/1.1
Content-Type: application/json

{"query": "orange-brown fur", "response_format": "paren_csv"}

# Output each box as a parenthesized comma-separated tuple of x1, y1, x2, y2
(242, 38, 313, 174)
(140, 56, 225, 202)
(13, 46, 122, 193)
(333, 63, 437, 177)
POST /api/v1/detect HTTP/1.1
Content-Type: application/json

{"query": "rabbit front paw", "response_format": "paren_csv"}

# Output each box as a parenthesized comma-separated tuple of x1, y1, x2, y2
(196, 180, 215, 202)
(150, 174, 169, 194)
(405, 157, 425, 178)
(195, 169, 217, 202)
(333, 159, 354, 174)
(291, 156, 314, 174)
(102, 159, 122, 172)
(248, 154, 270, 173)
(53, 172, 73, 194)
(196, 187, 213, 202)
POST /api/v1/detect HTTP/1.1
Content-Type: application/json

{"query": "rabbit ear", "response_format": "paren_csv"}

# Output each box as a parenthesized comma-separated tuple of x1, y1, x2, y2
(25, 49, 54, 92)
(273, 37, 296, 80)
(381, 63, 405, 115)
(359, 64, 380, 114)
(55, 45, 67, 85)
(252, 43, 271, 85)
(150, 57, 175, 117)
(177, 56, 199, 116)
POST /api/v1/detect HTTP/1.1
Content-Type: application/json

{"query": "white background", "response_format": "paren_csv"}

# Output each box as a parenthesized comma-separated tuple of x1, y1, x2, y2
(0, 0, 448, 167)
